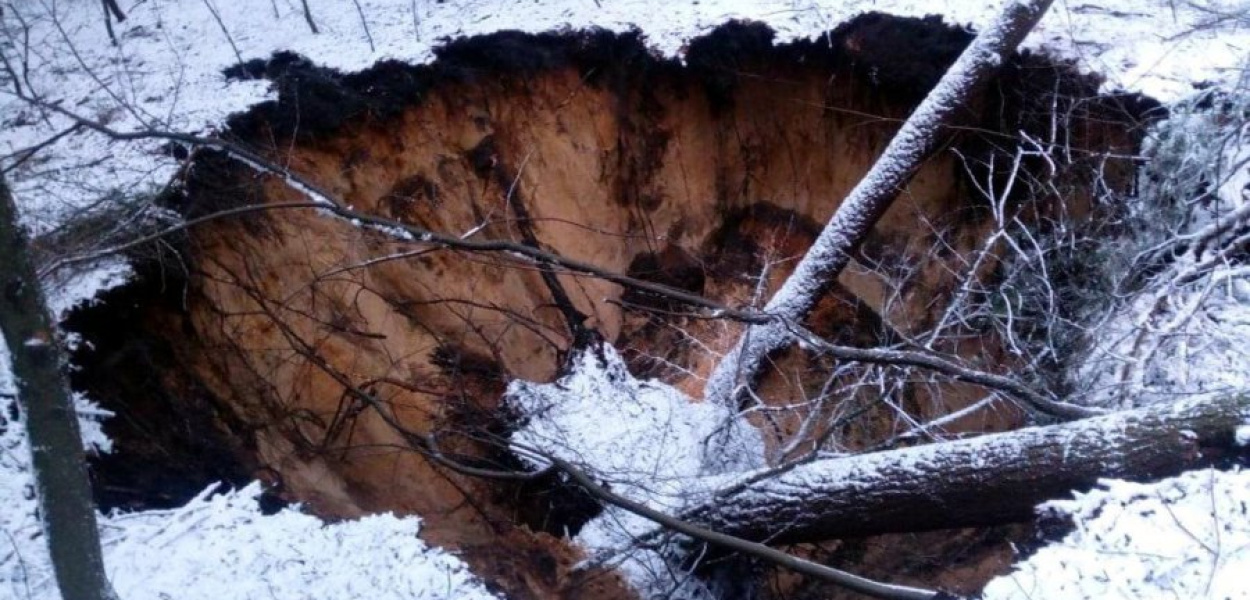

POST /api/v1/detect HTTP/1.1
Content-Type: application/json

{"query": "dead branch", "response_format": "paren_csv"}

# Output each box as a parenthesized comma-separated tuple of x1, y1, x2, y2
(546, 455, 951, 600)
(702, 0, 1058, 415)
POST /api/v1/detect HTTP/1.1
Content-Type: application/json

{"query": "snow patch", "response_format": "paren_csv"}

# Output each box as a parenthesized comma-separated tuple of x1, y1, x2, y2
(99, 483, 496, 600)
(72, 391, 114, 455)
(44, 257, 133, 320)
(983, 469, 1250, 600)
(507, 343, 762, 599)
(0, 338, 11, 394)
(508, 344, 762, 483)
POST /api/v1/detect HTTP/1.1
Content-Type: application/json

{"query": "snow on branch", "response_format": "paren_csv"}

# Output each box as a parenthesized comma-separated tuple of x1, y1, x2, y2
(702, 0, 1058, 445)
(681, 393, 1250, 544)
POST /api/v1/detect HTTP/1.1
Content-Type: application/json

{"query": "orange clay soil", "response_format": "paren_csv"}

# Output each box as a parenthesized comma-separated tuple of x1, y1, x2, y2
(67, 16, 1152, 600)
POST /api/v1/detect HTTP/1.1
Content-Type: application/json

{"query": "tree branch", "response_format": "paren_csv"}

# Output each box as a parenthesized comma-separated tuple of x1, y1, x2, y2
(702, 0, 1058, 417)
(789, 324, 1103, 419)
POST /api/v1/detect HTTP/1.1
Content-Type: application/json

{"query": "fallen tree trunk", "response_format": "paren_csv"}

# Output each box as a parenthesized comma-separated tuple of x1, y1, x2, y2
(702, 0, 1062, 419)
(685, 394, 1249, 544)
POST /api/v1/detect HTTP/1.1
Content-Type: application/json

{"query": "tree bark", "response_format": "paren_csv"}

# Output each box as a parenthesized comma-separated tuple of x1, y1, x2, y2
(551, 456, 946, 600)
(683, 394, 1248, 544)
(702, 0, 1057, 417)
(0, 178, 119, 600)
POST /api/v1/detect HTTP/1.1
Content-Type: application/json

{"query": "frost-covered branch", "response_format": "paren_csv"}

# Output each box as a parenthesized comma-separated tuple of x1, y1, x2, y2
(789, 325, 1103, 419)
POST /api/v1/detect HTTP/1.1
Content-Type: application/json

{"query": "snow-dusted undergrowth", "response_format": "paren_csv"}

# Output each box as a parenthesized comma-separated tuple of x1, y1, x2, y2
(1, 338, 497, 600)
(983, 469, 1250, 599)
(1075, 89, 1250, 409)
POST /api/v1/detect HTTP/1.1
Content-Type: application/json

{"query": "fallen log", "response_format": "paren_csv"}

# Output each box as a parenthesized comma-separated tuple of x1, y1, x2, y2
(686, 394, 1250, 544)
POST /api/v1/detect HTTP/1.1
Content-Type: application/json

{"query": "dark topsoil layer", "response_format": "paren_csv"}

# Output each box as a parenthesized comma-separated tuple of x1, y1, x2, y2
(217, 14, 1159, 145)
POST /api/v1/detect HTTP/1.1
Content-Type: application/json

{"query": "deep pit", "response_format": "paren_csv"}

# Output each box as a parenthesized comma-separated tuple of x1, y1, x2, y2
(67, 15, 1155, 599)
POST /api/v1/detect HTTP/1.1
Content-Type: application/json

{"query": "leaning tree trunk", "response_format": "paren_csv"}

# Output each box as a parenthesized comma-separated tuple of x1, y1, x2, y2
(702, 0, 1060, 421)
(0, 178, 119, 600)
(681, 394, 1249, 544)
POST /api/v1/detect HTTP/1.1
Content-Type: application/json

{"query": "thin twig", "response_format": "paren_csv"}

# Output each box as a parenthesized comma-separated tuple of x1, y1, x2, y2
(201, 0, 245, 69)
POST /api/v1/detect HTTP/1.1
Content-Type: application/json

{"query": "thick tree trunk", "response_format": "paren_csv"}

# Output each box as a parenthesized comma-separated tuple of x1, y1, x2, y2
(685, 394, 1249, 544)
(0, 178, 118, 600)
(702, 0, 1060, 420)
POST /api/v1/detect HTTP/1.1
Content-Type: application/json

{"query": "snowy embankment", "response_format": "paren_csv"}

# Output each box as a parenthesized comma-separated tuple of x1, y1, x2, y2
(5, 0, 1246, 240)
(3, 1, 1250, 599)
(0, 337, 497, 600)
(983, 470, 1250, 599)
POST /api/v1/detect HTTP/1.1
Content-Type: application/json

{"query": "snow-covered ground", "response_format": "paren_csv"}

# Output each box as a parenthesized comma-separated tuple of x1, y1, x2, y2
(983, 469, 1250, 600)
(4, 0, 1249, 246)
(4, 1, 1250, 599)
(507, 344, 763, 599)
(0, 336, 497, 600)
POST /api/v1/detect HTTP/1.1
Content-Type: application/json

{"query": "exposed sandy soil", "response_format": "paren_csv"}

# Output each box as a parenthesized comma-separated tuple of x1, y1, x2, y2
(66, 16, 1152, 599)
